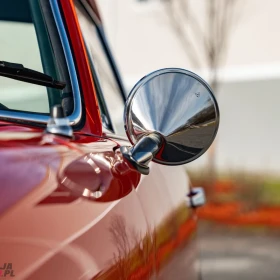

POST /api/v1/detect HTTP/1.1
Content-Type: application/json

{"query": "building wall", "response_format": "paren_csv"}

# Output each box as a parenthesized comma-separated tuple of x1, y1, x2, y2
(97, 0, 280, 175)
(97, 0, 280, 81)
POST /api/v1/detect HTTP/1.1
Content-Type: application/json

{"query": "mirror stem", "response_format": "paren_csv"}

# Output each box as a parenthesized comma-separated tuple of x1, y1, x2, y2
(121, 133, 162, 175)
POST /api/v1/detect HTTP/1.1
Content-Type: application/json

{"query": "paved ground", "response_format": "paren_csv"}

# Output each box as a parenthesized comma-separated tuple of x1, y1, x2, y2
(198, 224, 280, 280)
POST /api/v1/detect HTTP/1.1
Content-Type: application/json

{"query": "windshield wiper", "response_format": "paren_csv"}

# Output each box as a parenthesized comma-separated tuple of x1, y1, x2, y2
(0, 61, 66, 90)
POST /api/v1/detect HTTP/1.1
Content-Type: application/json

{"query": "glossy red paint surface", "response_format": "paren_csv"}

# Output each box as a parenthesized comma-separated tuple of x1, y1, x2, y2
(0, 1, 198, 279)
(0, 128, 197, 279)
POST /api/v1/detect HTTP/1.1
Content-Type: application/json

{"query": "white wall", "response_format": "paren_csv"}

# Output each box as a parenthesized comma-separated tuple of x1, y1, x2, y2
(97, 0, 280, 81)
(96, 0, 280, 175)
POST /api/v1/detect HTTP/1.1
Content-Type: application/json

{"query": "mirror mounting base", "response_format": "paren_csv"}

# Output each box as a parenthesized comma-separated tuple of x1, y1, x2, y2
(120, 133, 162, 175)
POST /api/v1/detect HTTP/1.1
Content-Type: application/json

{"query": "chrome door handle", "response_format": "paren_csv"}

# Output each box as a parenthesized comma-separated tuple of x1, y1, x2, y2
(186, 187, 206, 208)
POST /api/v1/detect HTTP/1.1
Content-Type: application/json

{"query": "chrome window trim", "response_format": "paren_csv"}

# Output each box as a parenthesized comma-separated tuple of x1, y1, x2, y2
(0, 0, 82, 126)
(50, 0, 81, 125)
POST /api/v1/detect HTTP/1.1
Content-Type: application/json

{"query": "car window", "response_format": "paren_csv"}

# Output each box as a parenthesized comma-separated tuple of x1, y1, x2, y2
(74, 0, 126, 136)
(0, 0, 72, 115)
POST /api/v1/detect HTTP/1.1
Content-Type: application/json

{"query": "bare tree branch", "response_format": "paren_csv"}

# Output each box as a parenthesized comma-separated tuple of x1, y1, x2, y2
(162, 0, 240, 176)
(163, 0, 202, 68)
(163, 0, 239, 87)
(178, 0, 206, 46)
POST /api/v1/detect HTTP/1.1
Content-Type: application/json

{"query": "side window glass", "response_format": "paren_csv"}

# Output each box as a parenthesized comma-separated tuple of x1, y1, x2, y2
(74, 0, 126, 136)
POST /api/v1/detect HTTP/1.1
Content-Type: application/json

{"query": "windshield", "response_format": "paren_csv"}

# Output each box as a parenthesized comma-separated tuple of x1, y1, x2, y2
(0, 0, 72, 115)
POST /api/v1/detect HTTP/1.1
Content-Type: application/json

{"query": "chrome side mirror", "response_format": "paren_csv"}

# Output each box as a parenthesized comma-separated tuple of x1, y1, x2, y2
(121, 68, 219, 175)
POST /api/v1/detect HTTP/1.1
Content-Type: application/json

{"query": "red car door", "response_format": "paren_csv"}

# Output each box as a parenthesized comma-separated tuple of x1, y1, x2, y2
(0, 130, 146, 279)
(0, 0, 212, 279)
(0, 0, 150, 279)
(61, 0, 200, 279)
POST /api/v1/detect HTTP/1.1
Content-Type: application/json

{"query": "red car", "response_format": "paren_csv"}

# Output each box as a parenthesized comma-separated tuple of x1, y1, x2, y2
(0, 0, 219, 279)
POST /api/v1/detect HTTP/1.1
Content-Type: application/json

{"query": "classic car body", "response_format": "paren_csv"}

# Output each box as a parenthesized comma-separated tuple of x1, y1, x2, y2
(0, 0, 219, 279)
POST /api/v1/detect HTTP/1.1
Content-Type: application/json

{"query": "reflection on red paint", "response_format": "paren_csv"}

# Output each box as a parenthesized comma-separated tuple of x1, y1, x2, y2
(93, 203, 195, 280)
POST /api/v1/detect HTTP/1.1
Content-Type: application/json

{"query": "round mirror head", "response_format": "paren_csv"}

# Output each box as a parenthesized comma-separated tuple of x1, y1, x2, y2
(124, 68, 219, 165)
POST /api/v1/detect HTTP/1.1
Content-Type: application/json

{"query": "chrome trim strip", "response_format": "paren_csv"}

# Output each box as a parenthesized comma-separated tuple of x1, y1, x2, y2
(50, 0, 82, 125)
(0, 0, 82, 126)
